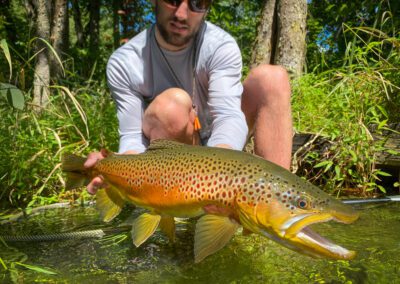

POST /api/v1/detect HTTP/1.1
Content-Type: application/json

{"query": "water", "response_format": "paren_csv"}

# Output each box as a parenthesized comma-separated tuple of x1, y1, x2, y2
(1, 203, 399, 283)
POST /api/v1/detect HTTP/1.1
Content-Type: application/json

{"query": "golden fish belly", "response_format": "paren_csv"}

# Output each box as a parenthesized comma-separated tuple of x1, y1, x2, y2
(114, 173, 237, 218)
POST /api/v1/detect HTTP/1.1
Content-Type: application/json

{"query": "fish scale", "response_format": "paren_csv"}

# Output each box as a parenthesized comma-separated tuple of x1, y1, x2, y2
(62, 139, 359, 263)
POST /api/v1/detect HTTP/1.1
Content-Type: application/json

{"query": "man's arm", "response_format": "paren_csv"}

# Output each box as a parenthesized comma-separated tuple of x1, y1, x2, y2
(206, 39, 248, 150)
(107, 50, 148, 154)
(85, 49, 146, 195)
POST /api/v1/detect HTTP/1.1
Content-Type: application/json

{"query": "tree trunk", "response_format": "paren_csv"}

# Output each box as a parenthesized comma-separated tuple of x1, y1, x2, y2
(275, 0, 307, 76)
(31, 0, 51, 110)
(72, 0, 85, 47)
(251, 0, 277, 68)
(251, 0, 307, 78)
(88, 0, 100, 67)
(50, 0, 69, 78)
(113, 0, 122, 49)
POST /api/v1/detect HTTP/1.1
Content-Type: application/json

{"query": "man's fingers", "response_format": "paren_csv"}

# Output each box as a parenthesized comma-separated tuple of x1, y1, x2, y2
(87, 176, 104, 195)
(84, 152, 105, 168)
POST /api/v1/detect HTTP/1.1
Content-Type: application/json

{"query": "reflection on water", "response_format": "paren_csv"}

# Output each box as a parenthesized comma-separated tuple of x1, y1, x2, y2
(1, 203, 399, 283)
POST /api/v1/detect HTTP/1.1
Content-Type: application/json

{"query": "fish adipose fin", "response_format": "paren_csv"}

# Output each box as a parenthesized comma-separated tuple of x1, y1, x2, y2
(159, 216, 176, 243)
(131, 213, 161, 247)
(96, 187, 125, 222)
(194, 215, 239, 263)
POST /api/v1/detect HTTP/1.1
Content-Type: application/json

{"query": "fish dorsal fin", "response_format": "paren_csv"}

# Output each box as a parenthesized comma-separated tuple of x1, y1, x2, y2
(96, 187, 125, 222)
(147, 139, 184, 151)
(131, 212, 161, 247)
(159, 216, 176, 243)
(194, 215, 239, 263)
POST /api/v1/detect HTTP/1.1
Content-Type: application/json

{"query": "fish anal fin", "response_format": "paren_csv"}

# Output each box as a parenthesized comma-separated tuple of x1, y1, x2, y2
(131, 213, 161, 247)
(194, 215, 239, 263)
(159, 216, 176, 243)
(96, 186, 125, 222)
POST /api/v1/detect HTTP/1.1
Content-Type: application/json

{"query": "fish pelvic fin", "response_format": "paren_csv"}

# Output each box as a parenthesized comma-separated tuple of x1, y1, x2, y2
(159, 216, 176, 243)
(96, 187, 125, 222)
(194, 214, 239, 263)
(131, 212, 161, 247)
(61, 154, 89, 190)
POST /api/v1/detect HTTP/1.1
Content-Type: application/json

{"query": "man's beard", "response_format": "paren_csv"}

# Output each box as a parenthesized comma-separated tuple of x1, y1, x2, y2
(155, 3, 200, 48)
(156, 20, 195, 47)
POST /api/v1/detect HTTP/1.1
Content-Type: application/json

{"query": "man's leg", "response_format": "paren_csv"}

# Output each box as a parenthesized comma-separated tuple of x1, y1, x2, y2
(142, 88, 199, 144)
(242, 64, 293, 170)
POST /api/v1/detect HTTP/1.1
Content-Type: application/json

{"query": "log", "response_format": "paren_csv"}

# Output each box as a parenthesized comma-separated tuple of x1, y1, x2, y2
(292, 123, 400, 169)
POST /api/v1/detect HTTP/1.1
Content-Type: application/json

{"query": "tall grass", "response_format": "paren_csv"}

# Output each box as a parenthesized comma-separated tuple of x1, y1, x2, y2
(292, 25, 400, 195)
(0, 84, 119, 210)
(0, 38, 119, 210)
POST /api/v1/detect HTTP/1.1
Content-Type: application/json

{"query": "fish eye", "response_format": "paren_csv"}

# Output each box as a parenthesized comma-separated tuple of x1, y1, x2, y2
(297, 197, 311, 209)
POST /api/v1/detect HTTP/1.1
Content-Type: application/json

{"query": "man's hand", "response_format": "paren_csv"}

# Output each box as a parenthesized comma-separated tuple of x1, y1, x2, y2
(214, 144, 233, 149)
(84, 150, 139, 195)
(84, 151, 107, 195)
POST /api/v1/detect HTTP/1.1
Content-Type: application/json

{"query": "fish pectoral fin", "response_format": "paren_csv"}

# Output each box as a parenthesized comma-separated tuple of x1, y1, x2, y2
(194, 214, 239, 263)
(159, 216, 176, 243)
(96, 187, 125, 222)
(131, 213, 161, 247)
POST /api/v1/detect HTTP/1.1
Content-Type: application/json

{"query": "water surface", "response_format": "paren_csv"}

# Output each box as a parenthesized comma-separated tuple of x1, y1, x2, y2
(1, 203, 399, 283)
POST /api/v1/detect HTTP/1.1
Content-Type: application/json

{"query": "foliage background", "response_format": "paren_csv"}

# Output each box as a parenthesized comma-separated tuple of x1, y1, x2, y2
(0, 0, 399, 210)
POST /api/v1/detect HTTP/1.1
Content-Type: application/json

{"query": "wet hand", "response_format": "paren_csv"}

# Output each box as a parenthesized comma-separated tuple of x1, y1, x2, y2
(84, 149, 139, 195)
(84, 151, 107, 195)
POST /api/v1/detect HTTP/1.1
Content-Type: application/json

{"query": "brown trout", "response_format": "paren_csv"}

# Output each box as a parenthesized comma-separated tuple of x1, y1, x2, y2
(62, 140, 359, 263)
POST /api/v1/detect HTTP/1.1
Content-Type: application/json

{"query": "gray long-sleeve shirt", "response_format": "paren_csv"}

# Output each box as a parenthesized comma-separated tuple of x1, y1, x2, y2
(106, 21, 248, 153)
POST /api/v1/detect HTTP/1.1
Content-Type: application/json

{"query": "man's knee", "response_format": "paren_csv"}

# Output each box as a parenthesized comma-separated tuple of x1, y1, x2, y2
(143, 88, 195, 143)
(247, 64, 288, 83)
(244, 64, 291, 106)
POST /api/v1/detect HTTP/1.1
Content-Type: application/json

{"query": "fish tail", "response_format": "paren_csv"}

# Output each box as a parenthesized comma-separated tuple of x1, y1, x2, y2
(61, 154, 90, 190)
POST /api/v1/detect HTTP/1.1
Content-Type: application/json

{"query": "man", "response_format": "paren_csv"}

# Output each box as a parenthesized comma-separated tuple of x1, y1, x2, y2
(85, 0, 293, 194)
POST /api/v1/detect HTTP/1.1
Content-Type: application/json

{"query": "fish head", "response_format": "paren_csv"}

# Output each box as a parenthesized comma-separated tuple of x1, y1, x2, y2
(237, 172, 359, 260)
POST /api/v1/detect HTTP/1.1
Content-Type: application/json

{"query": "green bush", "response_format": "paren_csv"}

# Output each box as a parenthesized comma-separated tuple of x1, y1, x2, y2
(292, 26, 400, 195)
(0, 82, 118, 210)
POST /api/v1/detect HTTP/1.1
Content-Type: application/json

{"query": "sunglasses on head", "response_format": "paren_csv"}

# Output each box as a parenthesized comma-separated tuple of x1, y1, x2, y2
(162, 0, 212, 13)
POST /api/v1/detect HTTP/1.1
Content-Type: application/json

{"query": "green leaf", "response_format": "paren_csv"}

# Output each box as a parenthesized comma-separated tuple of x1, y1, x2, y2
(375, 170, 391, 177)
(0, 257, 7, 270)
(377, 185, 386, 193)
(335, 165, 341, 177)
(377, 119, 388, 130)
(14, 262, 57, 275)
(0, 83, 25, 110)
(314, 160, 332, 168)
(0, 39, 12, 81)
(348, 150, 357, 161)
(386, 149, 399, 155)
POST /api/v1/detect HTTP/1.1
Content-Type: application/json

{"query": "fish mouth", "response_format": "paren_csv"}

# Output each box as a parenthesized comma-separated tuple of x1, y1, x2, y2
(276, 210, 359, 260)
